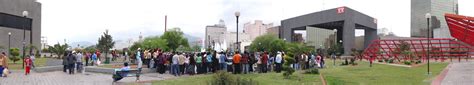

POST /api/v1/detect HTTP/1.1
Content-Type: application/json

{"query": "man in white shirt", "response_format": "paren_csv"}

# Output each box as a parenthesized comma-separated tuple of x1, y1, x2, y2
(275, 51, 283, 73)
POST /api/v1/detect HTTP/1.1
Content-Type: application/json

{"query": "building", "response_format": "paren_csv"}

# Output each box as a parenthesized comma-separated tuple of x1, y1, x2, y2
(205, 20, 227, 49)
(266, 26, 280, 38)
(281, 7, 377, 55)
(40, 36, 47, 49)
(411, 0, 458, 38)
(0, 0, 41, 54)
(243, 20, 274, 41)
(224, 32, 250, 52)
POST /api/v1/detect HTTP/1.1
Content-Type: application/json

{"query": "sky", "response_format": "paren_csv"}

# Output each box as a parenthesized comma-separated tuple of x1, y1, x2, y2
(37, 0, 474, 46)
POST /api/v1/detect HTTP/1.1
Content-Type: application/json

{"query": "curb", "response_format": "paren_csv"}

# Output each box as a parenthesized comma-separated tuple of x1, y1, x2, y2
(431, 63, 452, 85)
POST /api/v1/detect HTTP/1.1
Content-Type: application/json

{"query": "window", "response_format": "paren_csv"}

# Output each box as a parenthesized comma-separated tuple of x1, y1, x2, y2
(0, 12, 32, 30)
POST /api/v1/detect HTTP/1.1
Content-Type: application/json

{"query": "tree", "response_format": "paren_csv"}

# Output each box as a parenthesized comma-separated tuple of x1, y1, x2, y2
(49, 43, 68, 59)
(141, 36, 168, 50)
(396, 41, 411, 62)
(84, 45, 97, 53)
(160, 28, 189, 51)
(9, 48, 21, 64)
(249, 34, 287, 53)
(97, 29, 115, 64)
(191, 45, 202, 52)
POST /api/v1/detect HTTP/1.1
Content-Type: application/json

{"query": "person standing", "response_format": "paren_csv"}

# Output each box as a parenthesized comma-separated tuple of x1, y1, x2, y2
(275, 52, 283, 73)
(212, 51, 219, 73)
(195, 53, 203, 74)
(206, 52, 213, 73)
(0, 52, 9, 77)
(30, 54, 35, 68)
(24, 55, 33, 75)
(218, 52, 226, 71)
(178, 53, 186, 75)
(261, 52, 269, 73)
(136, 48, 143, 73)
(67, 52, 76, 74)
(85, 52, 91, 66)
(241, 51, 249, 74)
(188, 53, 196, 75)
(158, 51, 166, 74)
(76, 51, 83, 73)
(171, 52, 180, 76)
(92, 52, 98, 66)
(232, 51, 241, 74)
(63, 52, 69, 72)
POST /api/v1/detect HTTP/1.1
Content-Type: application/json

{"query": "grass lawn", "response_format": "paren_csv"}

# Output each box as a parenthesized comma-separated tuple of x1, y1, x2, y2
(6, 57, 49, 70)
(320, 60, 448, 85)
(153, 71, 322, 85)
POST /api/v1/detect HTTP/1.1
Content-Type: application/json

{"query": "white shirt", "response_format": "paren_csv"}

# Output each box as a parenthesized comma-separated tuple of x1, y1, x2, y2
(275, 54, 282, 63)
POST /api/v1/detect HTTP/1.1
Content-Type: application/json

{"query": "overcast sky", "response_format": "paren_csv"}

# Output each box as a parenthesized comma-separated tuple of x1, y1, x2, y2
(37, 0, 474, 46)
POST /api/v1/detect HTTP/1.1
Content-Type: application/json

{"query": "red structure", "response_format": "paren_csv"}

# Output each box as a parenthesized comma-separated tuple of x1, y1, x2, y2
(362, 14, 474, 62)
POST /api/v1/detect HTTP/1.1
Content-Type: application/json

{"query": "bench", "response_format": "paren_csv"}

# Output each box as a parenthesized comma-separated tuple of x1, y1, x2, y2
(112, 69, 141, 82)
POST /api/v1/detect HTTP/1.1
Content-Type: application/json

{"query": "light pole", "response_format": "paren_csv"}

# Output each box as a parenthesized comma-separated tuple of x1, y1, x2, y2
(425, 13, 431, 75)
(235, 11, 240, 53)
(22, 11, 28, 69)
(8, 32, 11, 57)
(333, 29, 337, 48)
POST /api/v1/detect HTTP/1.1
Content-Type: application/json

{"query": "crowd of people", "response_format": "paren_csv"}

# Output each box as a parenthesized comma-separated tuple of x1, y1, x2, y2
(124, 48, 327, 76)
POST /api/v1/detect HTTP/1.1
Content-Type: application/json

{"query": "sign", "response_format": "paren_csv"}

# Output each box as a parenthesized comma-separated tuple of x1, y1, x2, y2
(337, 7, 345, 14)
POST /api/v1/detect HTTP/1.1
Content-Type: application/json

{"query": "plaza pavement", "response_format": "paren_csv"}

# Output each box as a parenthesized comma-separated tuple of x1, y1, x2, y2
(441, 61, 474, 85)
(0, 70, 178, 85)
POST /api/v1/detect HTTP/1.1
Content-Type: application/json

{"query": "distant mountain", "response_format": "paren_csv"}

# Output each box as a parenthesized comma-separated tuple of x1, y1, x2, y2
(69, 41, 94, 48)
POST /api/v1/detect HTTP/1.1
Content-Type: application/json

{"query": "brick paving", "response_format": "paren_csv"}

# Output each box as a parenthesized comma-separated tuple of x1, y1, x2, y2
(0, 70, 178, 85)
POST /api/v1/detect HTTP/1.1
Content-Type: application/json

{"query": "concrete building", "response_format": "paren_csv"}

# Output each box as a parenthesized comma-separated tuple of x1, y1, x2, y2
(411, 0, 458, 38)
(281, 7, 377, 55)
(0, 0, 41, 54)
(243, 20, 273, 41)
(266, 26, 280, 38)
(224, 32, 250, 52)
(205, 20, 227, 49)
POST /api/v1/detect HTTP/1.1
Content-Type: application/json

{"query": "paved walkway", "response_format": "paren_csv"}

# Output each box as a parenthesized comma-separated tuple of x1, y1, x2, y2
(441, 61, 474, 85)
(0, 70, 177, 85)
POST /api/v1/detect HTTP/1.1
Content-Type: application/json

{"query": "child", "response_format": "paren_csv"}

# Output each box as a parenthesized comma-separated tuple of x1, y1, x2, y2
(25, 55, 33, 75)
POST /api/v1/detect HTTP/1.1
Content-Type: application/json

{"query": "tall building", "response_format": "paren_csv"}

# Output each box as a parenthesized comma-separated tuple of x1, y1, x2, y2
(0, 0, 41, 54)
(205, 20, 227, 49)
(243, 20, 274, 41)
(411, 0, 458, 38)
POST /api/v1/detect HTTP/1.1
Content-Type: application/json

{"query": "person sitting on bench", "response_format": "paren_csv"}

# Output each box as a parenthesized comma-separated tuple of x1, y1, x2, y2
(113, 62, 130, 81)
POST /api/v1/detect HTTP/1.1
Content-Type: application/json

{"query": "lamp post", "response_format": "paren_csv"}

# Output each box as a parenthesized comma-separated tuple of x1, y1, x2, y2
(235, 11, 240, 53)
(22, 11, 28, 69)
(333, 29, 337, 48)
(425, 13, 431, 75)
(8, 32, 11, 57)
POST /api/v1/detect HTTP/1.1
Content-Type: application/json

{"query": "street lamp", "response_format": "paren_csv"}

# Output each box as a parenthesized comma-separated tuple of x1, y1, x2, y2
(425, 13, 431, 75)
(8, 32, 11, 57)
(333, 29, 337, 47)
(22, 11, 28, 69)
(235, 11, 240, 52)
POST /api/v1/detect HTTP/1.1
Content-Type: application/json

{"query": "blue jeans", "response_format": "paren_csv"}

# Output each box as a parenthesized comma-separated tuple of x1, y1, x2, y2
(171, 64, 180, 76)
(0, 66, 4, 76)
(242, 64, 249, 74)
(293, 63, 299, 70)
(220, 63, 227, 70)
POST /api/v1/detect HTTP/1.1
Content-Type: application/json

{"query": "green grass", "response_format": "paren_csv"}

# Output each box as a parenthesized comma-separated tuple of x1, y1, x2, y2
(151, 59, 448, 85)
(6, 57, 49, 70)
(320, 60, 448, 85)
(152, 71, 322, 85)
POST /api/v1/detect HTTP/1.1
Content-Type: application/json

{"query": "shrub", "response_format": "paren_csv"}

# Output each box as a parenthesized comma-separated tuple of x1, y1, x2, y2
(403, 61, 412, 65)
(415, 60, 422, 64)
(304, 68, 320, 74)
(208, 71, 256, 85)
(9, 48, 21, 64)
(378, 59, 383, 62)
(388, 59, 394, 63)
